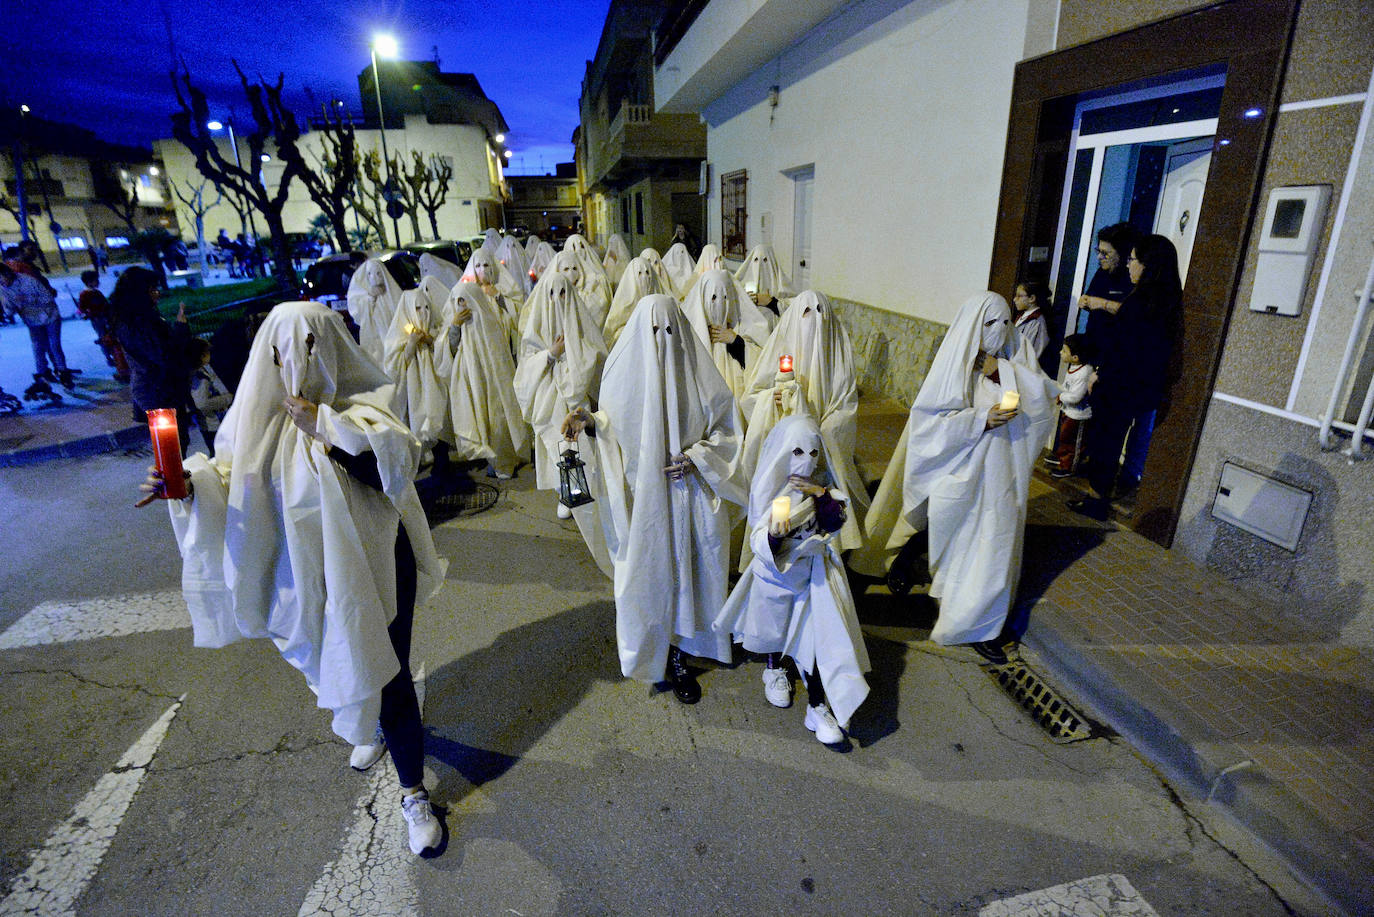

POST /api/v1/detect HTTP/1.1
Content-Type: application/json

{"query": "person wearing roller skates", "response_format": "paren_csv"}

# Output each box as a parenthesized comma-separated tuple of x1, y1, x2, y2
(0, 261, 73, 400)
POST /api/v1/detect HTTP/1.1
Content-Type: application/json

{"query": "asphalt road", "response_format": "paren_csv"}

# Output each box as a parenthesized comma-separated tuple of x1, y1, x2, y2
(0, 450, 1334, 916)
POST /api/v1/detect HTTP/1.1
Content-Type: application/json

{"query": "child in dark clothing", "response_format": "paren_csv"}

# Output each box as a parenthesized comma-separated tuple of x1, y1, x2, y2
(188, 339, 233, 455)
(78, 270, 130, 381)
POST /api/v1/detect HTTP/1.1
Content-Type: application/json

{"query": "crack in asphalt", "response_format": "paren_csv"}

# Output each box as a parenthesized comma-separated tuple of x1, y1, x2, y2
(156, 735, 340, 773)
(1149, 766, 1299, 917)
(937, 656, 1096, 777)
(1, 667, 181, 703)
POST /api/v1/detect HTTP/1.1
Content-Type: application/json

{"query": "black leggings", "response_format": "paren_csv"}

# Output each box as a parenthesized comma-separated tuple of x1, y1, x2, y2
(770, 654, 826, 707)
(379, 529, 425, 789)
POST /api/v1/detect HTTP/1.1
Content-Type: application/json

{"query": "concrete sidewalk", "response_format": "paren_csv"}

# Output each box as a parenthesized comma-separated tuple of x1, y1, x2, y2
(854, 397, 1374, 915)
(3, 354, 1371, 910)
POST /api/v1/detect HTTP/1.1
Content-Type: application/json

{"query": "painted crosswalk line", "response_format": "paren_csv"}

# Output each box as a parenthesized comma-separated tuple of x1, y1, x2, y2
(0, 590, 189, 649)
(0, 697, 184, 917)
(980, 873, 1160, 916)
(298, 663, 429, 917)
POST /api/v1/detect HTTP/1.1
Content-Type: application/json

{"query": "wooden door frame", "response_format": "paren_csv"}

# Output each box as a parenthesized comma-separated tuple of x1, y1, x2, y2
(988, 0, 1300, 546)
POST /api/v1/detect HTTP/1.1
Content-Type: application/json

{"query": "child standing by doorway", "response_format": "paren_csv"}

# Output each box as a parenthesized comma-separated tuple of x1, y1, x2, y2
(1050, 333, 1095, 478)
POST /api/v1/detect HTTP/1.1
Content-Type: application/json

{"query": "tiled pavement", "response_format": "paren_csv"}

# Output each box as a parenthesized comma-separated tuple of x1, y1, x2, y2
(855, 396, 1374, 911)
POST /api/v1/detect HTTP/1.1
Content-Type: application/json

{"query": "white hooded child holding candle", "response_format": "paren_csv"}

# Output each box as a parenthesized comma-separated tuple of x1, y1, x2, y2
(680, 268, 772, 401)
(853, 291, 1058, 664)
(560, 294, 748, 704)
(734, 243, 794, 328)
(138, 300, 447, 856)
(713, 414, 870, 746)
(383, 277, 449, 446)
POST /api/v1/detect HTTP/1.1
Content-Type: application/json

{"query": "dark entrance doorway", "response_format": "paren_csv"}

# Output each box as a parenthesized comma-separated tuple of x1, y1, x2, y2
(988, 0, 1299, 546)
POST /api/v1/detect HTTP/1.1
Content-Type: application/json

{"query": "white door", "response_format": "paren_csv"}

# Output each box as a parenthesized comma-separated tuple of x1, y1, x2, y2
(791, 167, 814, 290)
(1153, 137, 1213, 283)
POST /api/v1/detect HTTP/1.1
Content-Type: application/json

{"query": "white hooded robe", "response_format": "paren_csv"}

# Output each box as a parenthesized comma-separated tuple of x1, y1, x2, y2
(383, 279, 449, 444)
(346, 259, 403, 368)
(680, 268, 771, 402)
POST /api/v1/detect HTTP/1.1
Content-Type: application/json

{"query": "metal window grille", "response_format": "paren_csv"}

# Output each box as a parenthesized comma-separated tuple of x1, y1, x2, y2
(721, 169, 747, 258)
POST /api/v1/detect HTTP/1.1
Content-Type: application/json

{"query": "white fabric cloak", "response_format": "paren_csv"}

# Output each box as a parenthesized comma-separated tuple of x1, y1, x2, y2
(543, 248, 611, 328)
(855, 292, 1059, 645)
(482, 228, 502, 254)
(603, 256, 664, 348)
(346, 259, 403, 368)
(713, 415, 870, 726)
(602, 233, 632, 286)
(694, 243, 725, 277)
(734, 244, 795, 319)
(462, 248, 525, 326)
(638, 248, 676, 301)
(496, 235, 533, 294)
(527, 241, 557, 286)
(436, 282, 530, 475)
(680, 268, 771, 401)
(383, 279, 449, 444)
(740, 291, 867, 552)
(587, 294, 748, 681)
(661, 242, 696, 299)
(418, 253, 462, 292)
(167, 301, 445, 745)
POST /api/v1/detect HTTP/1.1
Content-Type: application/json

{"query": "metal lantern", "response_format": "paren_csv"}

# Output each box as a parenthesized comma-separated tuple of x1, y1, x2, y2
(557, 443, 594, 508)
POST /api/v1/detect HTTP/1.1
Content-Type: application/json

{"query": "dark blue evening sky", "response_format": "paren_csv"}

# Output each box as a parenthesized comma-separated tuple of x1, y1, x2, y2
(4, 0, 610, 174)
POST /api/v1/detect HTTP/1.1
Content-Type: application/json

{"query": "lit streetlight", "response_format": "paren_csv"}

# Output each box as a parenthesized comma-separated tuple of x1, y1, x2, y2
(371, 32, 402, 247)
(494, 133, 505, 143)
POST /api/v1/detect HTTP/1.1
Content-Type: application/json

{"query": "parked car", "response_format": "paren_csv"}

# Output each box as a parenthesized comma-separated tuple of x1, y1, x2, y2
(406, 239, 473, 270)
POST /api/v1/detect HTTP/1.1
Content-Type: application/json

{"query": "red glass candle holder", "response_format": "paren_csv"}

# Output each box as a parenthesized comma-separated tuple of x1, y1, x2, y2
(147, 408, 187, 499)
(779, 354, 794, 374)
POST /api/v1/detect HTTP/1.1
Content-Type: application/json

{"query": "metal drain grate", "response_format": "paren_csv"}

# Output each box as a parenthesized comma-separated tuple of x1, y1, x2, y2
(987, 661, 1094, 743)
(423, 481, 501, 525)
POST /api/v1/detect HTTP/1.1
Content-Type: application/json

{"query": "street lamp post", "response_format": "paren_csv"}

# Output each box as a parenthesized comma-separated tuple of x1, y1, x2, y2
(370, 34, 401, 248)
(208, 117, 261, 277)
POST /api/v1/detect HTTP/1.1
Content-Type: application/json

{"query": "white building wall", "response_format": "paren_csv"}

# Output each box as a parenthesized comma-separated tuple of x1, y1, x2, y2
(699, 0, 1046, 326)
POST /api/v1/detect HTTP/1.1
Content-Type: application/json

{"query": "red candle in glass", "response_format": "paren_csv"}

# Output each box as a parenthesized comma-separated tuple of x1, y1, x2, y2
(779, 354, 794, 374)
(147, 408, 187, 499)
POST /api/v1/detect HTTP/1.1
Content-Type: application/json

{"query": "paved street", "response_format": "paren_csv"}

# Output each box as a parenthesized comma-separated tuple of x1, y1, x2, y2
(0, 452, 1332, 916)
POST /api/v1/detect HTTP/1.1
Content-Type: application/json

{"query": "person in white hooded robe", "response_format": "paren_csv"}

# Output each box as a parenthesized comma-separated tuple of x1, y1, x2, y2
(437, 281, 530, 478)
(514, 272, 609, 523)
(602, 255, 663, 348)
(638, 248, 676, 301)
(546, 245, 611, 327)
(734, 244, 794, 328)
(740, 291, 867, 559)
(561, 294, 748, 703)
(527, 241, 557, 287)
(661, 242, 696, 299)
(524, 233, 542, 257)
(680, 268, 771, 401)
(714, 414, 870, 745)
(383, 278, 449, 445)
(346, 258, 403, 367)
(481, 227, 502, 254)
(602, 233, 632, 286)
(852, 291, 1058, 663)
(141, 300, 448, 855)
(418, 253, 462, 293)
(496, 235, 533, 295)
(694, 243, 725, 277)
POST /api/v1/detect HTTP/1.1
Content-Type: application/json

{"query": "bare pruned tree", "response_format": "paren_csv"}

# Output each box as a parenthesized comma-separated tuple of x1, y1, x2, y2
(96, 169, 168, 287)
(168, 176, 223, 272)
(171, 63, 306, 290)
(392, 152, 426, 242)
(355, 149, 391, 249)
(414, 153, 454, 240)
(291, 100, 358, 253)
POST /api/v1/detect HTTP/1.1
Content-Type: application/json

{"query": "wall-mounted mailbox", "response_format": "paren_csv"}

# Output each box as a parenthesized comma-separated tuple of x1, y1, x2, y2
(1211, 462, 1312, 551)
(1248, 184, 1330, 316)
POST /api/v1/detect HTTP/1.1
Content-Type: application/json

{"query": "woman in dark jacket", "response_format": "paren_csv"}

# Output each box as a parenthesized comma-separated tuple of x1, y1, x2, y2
(110, 266, 193, 450)
(1070, 234, 1182, 519)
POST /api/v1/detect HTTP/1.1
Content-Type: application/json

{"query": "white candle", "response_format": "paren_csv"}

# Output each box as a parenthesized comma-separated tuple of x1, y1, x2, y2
(771, 496, 791, 529)
(1000, 390, 1020, 411)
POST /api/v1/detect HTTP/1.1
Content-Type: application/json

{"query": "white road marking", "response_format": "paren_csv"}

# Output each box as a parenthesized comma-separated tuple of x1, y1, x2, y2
(0, 590, 188, 649)
(980, 873, 1160, 916)
(0, 697, 184, 917)
(297, 662, 430, 917)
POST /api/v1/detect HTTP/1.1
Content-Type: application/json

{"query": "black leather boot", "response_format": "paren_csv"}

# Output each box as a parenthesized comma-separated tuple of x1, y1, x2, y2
(666, 646, 701, 704)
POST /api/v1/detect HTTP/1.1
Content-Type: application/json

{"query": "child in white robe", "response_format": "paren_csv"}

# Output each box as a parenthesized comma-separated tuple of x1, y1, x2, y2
(715, 414, 870, 746)
(602, 233, 632, 286)
(383, 279, 448, 445)
(734, 244, 794, 328)
(680, 268, 771, 401)
(661, 242, 696, 298)
(346, 258, 402, 367)
(561, 294, 748, 703)
(438, 281, 530, 479)
(602, 256, 663, 348)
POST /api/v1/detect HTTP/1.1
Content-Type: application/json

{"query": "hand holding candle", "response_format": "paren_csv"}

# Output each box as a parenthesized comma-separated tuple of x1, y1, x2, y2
(144, 409, 187, 500)
(999, 390, 1020, 411)
(770, 495, 791, 536)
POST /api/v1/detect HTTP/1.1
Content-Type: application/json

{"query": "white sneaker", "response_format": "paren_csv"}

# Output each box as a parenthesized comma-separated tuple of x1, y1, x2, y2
(762, 666, 792, 708)
(556, 502, 573, 519)
(349, 739, 387, 772)
(804, 703, 845, 745)
(402, 792, 442, 855)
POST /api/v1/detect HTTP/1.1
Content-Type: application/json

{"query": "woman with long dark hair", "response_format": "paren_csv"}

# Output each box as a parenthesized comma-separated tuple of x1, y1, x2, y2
(109, 265, 193, 450)
(1070, 234, 1182, 519)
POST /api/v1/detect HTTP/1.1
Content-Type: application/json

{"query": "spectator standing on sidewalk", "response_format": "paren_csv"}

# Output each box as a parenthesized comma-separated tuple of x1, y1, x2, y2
(188, 338, 233, 456)
(0, 261, 74, 389)
(109, 266, 194, 450)
(1049, 333, 1095, 478)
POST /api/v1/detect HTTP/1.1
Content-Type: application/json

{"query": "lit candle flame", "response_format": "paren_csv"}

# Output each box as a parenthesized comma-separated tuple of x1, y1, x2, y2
(779, 354, 794, 374)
